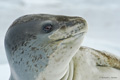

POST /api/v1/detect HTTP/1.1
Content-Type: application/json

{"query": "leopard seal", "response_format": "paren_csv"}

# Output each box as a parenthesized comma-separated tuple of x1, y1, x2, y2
(4, 14, 120, 80)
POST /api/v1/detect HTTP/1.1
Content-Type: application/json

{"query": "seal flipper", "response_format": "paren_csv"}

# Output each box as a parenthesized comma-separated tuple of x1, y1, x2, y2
(92, 49, 120, 70)
(80, 46, 120, 70)
(75, 46, 120, 80)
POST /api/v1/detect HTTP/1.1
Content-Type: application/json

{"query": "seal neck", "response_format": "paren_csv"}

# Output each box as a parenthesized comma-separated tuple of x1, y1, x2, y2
(60, 59, 74, 80)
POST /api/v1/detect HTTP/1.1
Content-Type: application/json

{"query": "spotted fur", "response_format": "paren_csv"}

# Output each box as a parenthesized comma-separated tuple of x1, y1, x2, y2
(5, 14, 120, 80)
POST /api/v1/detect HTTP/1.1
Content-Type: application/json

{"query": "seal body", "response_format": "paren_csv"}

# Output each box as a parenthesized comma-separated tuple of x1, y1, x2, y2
(4, 14, 120, 80)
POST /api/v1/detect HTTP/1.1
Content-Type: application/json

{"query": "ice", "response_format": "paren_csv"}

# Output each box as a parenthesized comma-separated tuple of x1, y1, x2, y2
(0, 64, 10, 80)
(0, 0, 120, 80)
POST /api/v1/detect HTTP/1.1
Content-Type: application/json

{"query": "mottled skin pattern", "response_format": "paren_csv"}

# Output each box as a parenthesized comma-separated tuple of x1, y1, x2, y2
(4, 14, 120, 80)
(72, 47, 120, 80)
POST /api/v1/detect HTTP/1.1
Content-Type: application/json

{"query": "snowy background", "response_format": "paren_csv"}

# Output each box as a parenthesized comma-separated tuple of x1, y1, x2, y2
(0, 0, 120, 79)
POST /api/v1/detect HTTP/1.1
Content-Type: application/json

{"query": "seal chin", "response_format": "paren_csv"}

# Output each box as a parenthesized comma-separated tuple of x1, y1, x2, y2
(54, 32, 85, 42)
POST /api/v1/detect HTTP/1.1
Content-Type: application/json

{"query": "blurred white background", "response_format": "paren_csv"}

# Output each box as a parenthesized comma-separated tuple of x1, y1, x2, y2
(0, 0, 120, 79)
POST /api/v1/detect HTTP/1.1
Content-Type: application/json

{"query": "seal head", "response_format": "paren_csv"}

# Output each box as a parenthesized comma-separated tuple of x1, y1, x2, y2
(4, 14, 88, 80)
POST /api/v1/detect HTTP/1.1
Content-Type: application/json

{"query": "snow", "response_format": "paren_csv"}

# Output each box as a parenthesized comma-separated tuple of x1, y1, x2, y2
(0, 0, 120, 80)
(0, 64, 10, 80)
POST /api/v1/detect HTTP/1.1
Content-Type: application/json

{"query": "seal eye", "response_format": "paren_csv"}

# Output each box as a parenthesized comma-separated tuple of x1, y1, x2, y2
(43, 24, 53, 33)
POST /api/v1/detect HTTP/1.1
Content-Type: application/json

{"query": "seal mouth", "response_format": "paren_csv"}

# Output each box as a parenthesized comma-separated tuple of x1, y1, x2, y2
(54, 32, 85, 42)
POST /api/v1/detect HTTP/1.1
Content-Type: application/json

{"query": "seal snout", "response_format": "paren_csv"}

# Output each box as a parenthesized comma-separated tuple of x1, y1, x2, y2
(60, 16, 88, 35)
(49, 16, 87, 42)
(59, 16, 88, 33)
